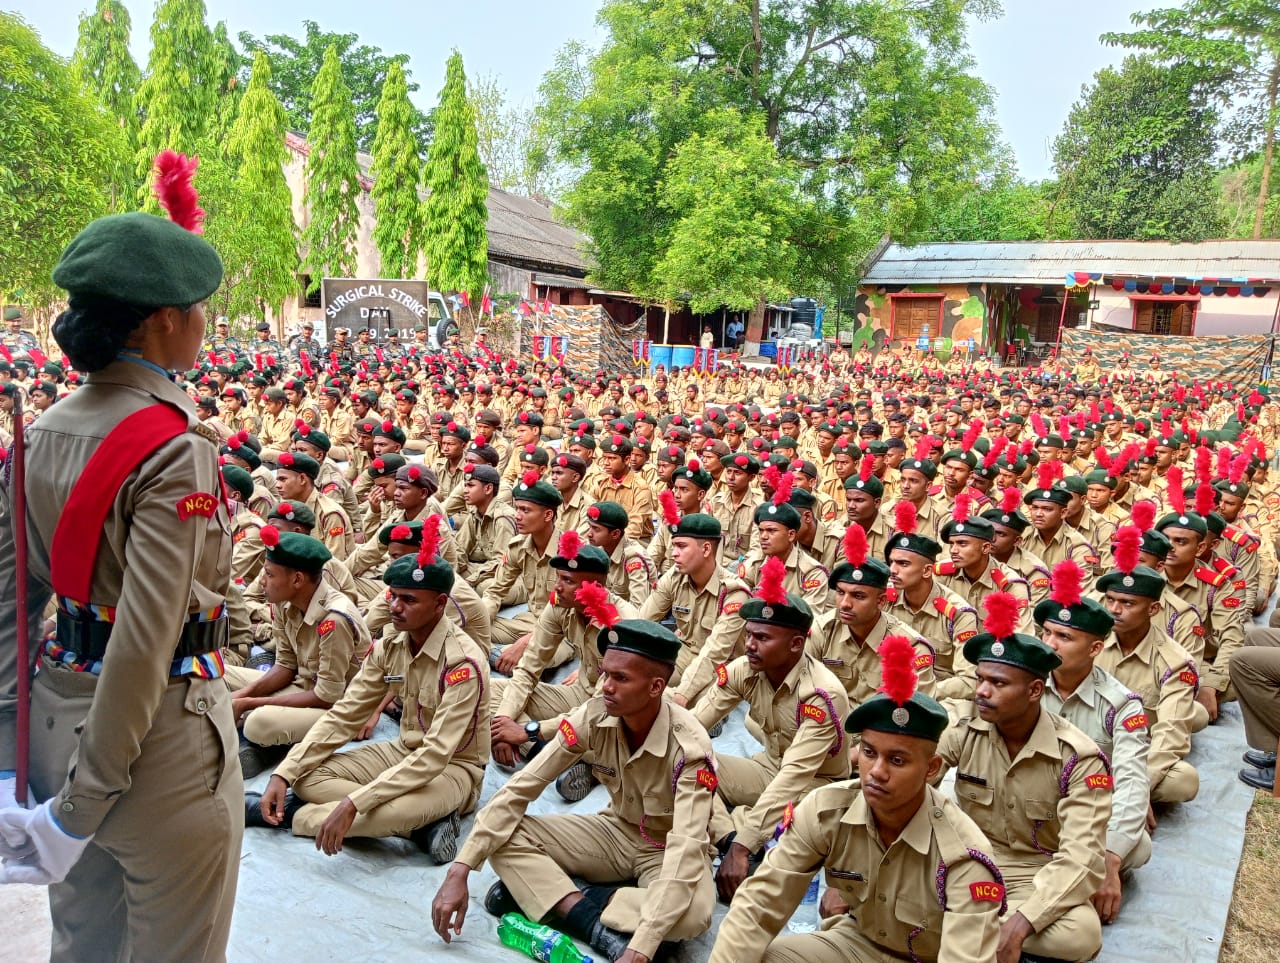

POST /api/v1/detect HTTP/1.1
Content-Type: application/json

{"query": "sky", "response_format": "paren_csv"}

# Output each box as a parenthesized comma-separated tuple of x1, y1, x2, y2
(12, 0, 1154, 181)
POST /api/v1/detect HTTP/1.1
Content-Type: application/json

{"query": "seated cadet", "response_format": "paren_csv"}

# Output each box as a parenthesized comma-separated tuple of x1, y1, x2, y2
(707, 451, 763, 567)
(549, 451, 592, 536)
(224, 529, 368, 777)
(1036, 559, 1151, 925)
(489, 534, 638, 786)
(484, 471, 564, 670)
(221, 463, 268, 586)
(938, 593, 1111, 963)
(639, 513, 752, 708)
(274, 449, 354, 560)
(454, 463, 518, 589)
(592, 432, 657, 542)
(221, 431, 277, 518)
(790, 487, 844, 569)
(1022, 469, 1097, 573)
(692, 557, 851, 903)
(980, 488, 1053, 606)
(647, 460, 713, 575)
(884, 501, 979, 700)
(291, 422, 360, 537)
(245, 524, 489, 862)
(735, 469, 831, 613)
(935, 493, 1033, 632)
(585, 501, 656, 607)
(810, 522, 936, 706)
(1230, 633, 1280, 793)
(431, 619, 716, 963)
(710, 639, 1002, 963)
(359, 453, 407, 539)
(1097, 527, 1200, 819)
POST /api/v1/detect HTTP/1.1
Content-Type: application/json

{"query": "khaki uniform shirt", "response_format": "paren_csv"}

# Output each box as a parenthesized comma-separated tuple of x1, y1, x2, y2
(799, 519, 846, 570)
(482, 528, 562, 619)
(1096, 624, 1198, 794)
(996, 544, 1053, 606)
(1043, 667, 1149, 861)
(735, 545, 832, 614)
(709, 784, 1002, 963)
(1023, 523, 1096, 574)
(606, 536, 657, 607)
(274, 618, 489, 813)
(593, 470, 657, 541)
(229, 508, 267, 585)
(933, 558, 1033, 633)
(271, 579, 368, 705)
(305, 488, 355, 561)
(693, 653, 852, 852)
(557, 485, 592, 537)
(457, 698, 715, 959)
(321, 406, 354, 446)
(316, 459, 360, 534)
(258, 407, 294, 451)
(808, 611, 937, 705)
(433, 456, 468, 504)
(455, 501, 518, 583)
(938, 706, 1110, 932)
(707, 488, 762, 566)
(1165, 564, 1245, 692)
(887, 582, 979, 700)
(640, 565, 752, 703)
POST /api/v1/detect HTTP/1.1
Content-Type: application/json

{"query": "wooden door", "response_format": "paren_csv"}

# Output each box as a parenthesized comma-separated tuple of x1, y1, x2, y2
(892, 298, 939, 345)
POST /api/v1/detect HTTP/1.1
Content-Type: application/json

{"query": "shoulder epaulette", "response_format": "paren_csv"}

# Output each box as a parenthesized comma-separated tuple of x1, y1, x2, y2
(934, 560, 957, 576)
(1194, 565, 1229, 587)
(928, 484, 943, 496)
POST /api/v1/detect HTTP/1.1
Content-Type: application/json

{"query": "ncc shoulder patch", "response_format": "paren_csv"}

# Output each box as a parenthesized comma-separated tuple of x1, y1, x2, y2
(328, 525, 345, 538)
(970, 881, 1004, 903)
(1085, 773, 1114, 790)
(1122, 712, 1148, 732)
(626, 558, 644, 573)
(799, 702, 827, 724)
(956, 630, 976, 643)
(696, 768, 718, 792)
(316, 619, 336, 637)
(802, 573, 824, 590)
(177, 492, 218, 520)
(822, 507, 837, 520)
(722, 600, 743, 615)
(1192, 625, 1205, 637)
(736, 562, 748, 578)
(1178, 669, 1198, 686)
(1223, 596, 1242, 608)
(913, 651, 934, 670)
(934, 561, 957, 576)
(1233, 579, 1248, 591)
(715, 663, 729, 686)
(233, 529, 247, 543)
(558, 718, 579, 747)
(322, 482, 340, 495)
(445, 665, 472, 686)
(1031, 576, 1051, 588)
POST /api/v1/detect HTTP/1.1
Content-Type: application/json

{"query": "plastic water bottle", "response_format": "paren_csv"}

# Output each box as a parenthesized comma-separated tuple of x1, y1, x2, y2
(786, 875, 820, 933)
(497, 913, 593, 963)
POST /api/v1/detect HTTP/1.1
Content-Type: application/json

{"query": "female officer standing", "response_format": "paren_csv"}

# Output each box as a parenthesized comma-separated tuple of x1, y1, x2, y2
(0, 152, 241, 961)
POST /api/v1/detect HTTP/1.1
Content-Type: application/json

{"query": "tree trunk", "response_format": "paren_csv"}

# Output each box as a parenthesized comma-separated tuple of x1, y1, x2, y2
(1254, 60, 1280, 239)
(743, 297, 767, 356)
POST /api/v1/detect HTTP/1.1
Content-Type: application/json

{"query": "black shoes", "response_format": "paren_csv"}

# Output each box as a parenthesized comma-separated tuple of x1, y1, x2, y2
(1243, 748, 1277, 769)
(411, 811, 461, 863)
(238, 737, 284, 778)
(243, 790, 304, 830)
(1239, 767, 1276, 792)
(556, 761, 596, 802)
(484, 880, 521, 917)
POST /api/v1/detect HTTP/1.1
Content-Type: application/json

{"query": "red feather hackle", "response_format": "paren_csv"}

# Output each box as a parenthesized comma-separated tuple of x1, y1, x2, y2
(858, 454, 874, 482)
(1049, 560, 1084, 608)
(152, 150, 205, 233)
(1194, 482, 1216, 518)
(1000, 486, 1021, 514)
(1114, 525, 1141, 574)
(557, 529, 582, 560)
(658, 489, 680, 527)
(843, 522, 868, 568)
(756, 555, 789, 605)
(893, 499, 918, 536)
(1229, 452, 1250, 486)
(772, 469, 794, 507)
(953, 492, 972, 524)
(417, 514, 443, 568)
(520, 469, 541, 488)
(1132, 499, 1156, 533)
(576, 580, 619, 628)
(1195, 445, 1213, 485)
(982, 591, 1020, 639)
(877, 634, 918, 706)
(1166, 467, 1185, 514)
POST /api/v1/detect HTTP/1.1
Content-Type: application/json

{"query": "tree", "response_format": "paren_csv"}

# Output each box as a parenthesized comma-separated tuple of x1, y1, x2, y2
(133, 0, 222, 204)
(300, 45, 361, 292)
(1052, 56, 1224, 241)
(204, 51, 298, 323)
(370, 62, 424, 279)
(1105, 1, 1280, 237)
(923, 167, 1067, 242)
(422, 51, 489, 339)
(538, 0, 1002, 351)
(72, 0, 142, 211)
(1216, 157, 1280, 236)
(239, 20, 432, 150)
(468, 73, 561, 199)
(1, 12, 125, 305)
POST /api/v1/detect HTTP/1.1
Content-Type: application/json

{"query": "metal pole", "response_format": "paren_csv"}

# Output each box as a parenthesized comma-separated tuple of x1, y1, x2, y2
(12, 391, 29, 805)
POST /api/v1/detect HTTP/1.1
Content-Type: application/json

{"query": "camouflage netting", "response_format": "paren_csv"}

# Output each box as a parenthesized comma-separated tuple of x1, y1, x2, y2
(1061, 323, 1271, 384)
(520, 304, 646, 373)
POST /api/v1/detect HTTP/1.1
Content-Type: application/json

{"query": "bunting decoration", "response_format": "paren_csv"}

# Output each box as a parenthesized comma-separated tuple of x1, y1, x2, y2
(1065, 270, 1276, 297)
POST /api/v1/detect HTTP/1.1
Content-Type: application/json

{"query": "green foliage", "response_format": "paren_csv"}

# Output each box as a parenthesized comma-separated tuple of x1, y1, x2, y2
(133, 0, 223, 205)
(422, 51, 489, 304)
(72, 0, 142, 212)
(239, 20, 431, 151)
(301, 45, 361, 292)
(370, 62, 423, 278)
(468, 72, 565, 199)
(654, 109, 803, 313)
(0, 12, 125, 304)
(1217, 157, 1280, 236)
(538, 0, 1001, 323)
(922, 167, 1067, 241)
(1052, 56, 1224, 240)
(205, 51, 298, 322)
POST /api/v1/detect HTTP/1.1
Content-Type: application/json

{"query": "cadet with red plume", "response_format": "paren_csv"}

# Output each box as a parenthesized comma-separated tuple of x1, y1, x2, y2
(938, 591, 1113, 963)
(981, 486, 1055, 607)
(712, 634, 1004, 963)
(247, 514, 490, 863)
(691, 556, 851, 903)
(733, 465, 833, 613)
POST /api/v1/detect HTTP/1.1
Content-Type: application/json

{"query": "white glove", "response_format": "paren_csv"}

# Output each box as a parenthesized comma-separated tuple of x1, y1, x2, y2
(0, 801, 93, 885)
(0, 774, 19, 811)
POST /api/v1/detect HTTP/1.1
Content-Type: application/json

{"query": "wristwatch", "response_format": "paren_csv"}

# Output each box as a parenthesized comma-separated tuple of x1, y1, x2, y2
(524, 720, 541, 744)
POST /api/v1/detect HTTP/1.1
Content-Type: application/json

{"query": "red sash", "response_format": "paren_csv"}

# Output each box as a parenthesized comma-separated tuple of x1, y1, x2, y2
(51, 405, 189, 601)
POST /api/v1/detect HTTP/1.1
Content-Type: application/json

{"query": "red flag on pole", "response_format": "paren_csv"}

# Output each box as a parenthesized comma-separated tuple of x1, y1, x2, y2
(481, 290, 492, 316)
(460, 290, 471, 308)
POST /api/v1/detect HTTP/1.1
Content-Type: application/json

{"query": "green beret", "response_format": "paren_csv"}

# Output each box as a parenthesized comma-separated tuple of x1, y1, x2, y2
(600, 433, 633, 457)
(864, 440, 889, 456)
(774, 435, 798, 449)
(725, 452, 762, 474)
(1033, 596, 1114, 639)
(1097, 565, 1165, 600)
(221, 437, 260, 469)
(941, 448, 977, 469)
(519, 445, 550, 467)
(374, 420, 407, 445)
(1084, 469, 1116, 490)
(263, 387, 287, 403)
(262, 529, 330, 574)
(367, 453, 407, 479)
(829, 556, 890, 590)
(1215, 478, 1251, 499)
(566, 430, 597, 450)
(962, 632, 1061, 679)
(886, 531, 942, 561)
(595, 618, 682, 665)
(378, 519, 424, 546)
(268, 500, 316, 530)
(899, 457, 937, 480)
(53, 212, 223, 307)
(754, 499, 802, 530)
(788, 489, 817, 513)
(551, 543, 610, 574)
(585, 501, 629, 531)
(1205, 511, 1226, 537)
(512, 475, 563, 509)
(670, 513, 721, 540)
(672, 461, 713, 489)
(980, 504, 1029, 533)
(1033, 433, 1067, 449)
(2, 307, 22, 321)
(293, 425, 331, 452)
(940, 516, 995, 543)
(1023, 484, 1071, 507)
(382, 551, 455, 593)
(1057, 476, 1087, 496)
(275, 450, 320, 480)
(1155, 511, 1207, 538)
(219, 464, 254, 501)
(846, 691, 949, 743)
(741, 592, 814, 632)
(440, 421, 471, 442)
(1140, 528, 1172, 560)
(844, 472, 885, 499)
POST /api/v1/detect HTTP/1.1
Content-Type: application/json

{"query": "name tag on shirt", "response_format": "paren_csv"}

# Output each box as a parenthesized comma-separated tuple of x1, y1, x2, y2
(956, 771, 988, 786)
(383, 674, 405, 683)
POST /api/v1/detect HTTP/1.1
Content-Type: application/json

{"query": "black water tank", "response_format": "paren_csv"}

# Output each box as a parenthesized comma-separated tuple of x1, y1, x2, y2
(789, 297, 817, 328)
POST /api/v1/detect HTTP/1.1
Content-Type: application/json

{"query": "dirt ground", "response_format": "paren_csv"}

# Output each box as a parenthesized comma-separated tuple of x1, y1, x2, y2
(1220, 792, 1280, 963)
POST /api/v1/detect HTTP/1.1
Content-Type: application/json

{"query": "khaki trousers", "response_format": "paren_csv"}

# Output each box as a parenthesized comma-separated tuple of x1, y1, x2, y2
(1002, 858, 1102, 961)
(1231, 643, 1280, 750)
(1151, 760, 1199, 804)
(291, 741, 480, 838)
(762, 914, 914, 963)
(30, 662, 242, 963)
(490, 677, 585, 724)
(223, 665, 327, 746)
(489, 812, 715, 940)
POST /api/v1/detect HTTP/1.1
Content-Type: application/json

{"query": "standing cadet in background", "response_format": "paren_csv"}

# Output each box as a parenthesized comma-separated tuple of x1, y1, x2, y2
(0, 153, 241, 960)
